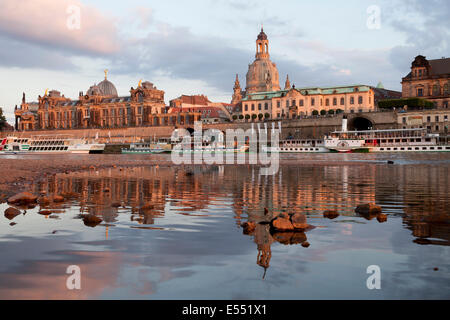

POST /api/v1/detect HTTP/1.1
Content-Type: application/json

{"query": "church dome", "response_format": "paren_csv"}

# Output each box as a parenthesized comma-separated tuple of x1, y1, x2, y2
(246, 60, 280, 93)
(86, 84, 102, 96)
(245, 29, 280, 93)
(98, 78, 118, 97)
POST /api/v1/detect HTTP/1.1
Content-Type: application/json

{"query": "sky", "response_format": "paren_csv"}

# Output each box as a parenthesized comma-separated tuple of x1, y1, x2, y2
(0, 0, 448, 123)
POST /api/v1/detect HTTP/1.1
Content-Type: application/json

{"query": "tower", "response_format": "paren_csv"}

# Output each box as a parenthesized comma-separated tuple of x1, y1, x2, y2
(255, 27, 269, 60)
(284, 74, 291, 90)
(231, 74, 243, 104)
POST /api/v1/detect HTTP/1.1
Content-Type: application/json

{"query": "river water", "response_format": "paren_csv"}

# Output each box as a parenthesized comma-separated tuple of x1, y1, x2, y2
(0, 153, 449, 299)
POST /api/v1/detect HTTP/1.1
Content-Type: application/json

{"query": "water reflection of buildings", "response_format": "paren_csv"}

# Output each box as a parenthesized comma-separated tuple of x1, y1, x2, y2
(31, 163, 450, 277)
(381, 165, 450, 246)
(234, 166, 376, 221)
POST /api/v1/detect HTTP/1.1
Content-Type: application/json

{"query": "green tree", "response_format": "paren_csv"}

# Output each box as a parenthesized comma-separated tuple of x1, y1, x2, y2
(232, 114, 238, 120)
(312, 110, 319, 116)
(328, 109, 335, 115)
(245, 114, 250, 120)
(239, 114, 244, 120)
(264, 113, 270, 119)
(320, 109, 327, 116)
(258, 113, 263, 120)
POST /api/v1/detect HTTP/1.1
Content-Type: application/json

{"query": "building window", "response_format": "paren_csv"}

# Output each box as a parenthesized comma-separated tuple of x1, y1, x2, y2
(427, 116, 431, 122)
(417, 88, 423, 97)
(402, 117, 406, 124)
(299, 99, 304, 106)
(258, 103, 261, 111)
(292, 100, 296, 106)
(435, 116, 440, 122)
(333, 98, 337, 106)
(311, 98, 315, 106)
(251, 104, 255, 111)
(350, 97, 354, 104)
(245, 104, 248, 111)
(286, 100, 290, 107)
(358, 96, 363, 104)
(340, 98, 345, 105)
(419, 69, 422, 77)
(277, 101, 280, 108)
(325, 99, 329, 106)
(444, 84, 449, 95)
(264, 103, 268, 110)
(433, 85, 440, 96)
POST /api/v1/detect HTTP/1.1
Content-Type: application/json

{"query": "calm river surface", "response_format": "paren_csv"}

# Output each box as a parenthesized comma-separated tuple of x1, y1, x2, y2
(0, 153, 449, 299)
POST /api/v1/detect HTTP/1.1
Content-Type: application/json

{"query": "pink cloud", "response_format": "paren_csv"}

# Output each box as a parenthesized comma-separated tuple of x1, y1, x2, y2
(0, 0, 120, 55)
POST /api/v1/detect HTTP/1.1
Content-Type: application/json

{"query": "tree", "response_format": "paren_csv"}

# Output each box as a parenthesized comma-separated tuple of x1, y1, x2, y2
(258, 113, 263, 120)
(0, 107, 7, 131)
(336, 109, 344, 114)
(232, 115, 238, 120)
(239, 114, 244, 120)
(320, 109, 327, 116)
(328, 109, 335, 115)
(264, 113, 270, 119)
(251, 114, 257, 121)
(245, 114, 250, 120)
(378, 98, 434, 110)
(312, 110, 319, 116)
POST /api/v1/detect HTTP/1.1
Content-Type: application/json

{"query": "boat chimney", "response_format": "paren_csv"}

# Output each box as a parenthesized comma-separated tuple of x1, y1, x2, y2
(342, 115, 348, 132)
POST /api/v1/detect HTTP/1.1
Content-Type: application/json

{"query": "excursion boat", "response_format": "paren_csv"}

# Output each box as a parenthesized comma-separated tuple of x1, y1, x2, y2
(172, 141, 249, 153)
(121, 138, 172, 154)
(0, 135, 105, 154)
(122, 142, 168, 154)
(324, 117, 450, 153)
(262, 139, 329, 153)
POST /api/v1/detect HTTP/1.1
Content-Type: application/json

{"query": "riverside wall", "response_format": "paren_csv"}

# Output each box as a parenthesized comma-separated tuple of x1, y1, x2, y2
(1, 111, 399, 142)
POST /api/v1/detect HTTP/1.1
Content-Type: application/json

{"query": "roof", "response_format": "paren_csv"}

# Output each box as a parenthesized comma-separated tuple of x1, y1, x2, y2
(168, 106, 227, 119)
(403, 56, 450, 79)
(242, 85, 375, 101)
(429, 58, 450, 75)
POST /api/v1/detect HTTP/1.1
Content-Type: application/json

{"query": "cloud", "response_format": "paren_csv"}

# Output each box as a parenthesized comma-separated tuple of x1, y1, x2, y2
(0, 0, 120, 56)
(383, 0, 449, 72)
(0, 35, 74, 70)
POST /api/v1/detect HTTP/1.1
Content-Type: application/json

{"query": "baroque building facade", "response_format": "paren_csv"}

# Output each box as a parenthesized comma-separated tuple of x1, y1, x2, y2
(401, 55, 450, 109)
(15, 72, 200, 131)
(234, 29, 401, 120)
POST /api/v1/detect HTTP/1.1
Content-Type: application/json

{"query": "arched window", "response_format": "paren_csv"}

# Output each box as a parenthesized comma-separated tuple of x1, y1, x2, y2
(433, 84, 440, 96)
(358, 96, 363, 104)
(333, 98, 337, 106)
(350, 97, 354, 104)
(325, 99, 329, 106)
(340, 98, 345, 105)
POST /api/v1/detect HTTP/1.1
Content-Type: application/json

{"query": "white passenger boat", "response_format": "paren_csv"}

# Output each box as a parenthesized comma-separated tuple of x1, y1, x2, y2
(122, 142, 167, 154)
(262, 139, 329, 153)
(324, 117, 450, 153)
(173, 142, 249, 153)
(0, 135, 105, 154)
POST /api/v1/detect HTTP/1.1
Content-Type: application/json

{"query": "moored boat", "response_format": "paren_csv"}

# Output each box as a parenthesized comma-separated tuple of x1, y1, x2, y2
(0, 135, 105, 154)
